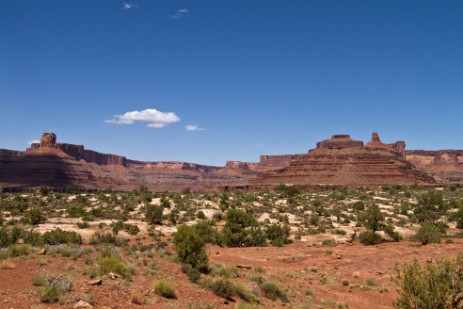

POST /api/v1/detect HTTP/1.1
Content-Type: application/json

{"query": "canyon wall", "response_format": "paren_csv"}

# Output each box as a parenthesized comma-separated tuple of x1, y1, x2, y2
(1, 132, 463, 192)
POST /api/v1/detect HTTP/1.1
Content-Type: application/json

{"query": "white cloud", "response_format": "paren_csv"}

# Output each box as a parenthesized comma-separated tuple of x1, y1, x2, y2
(27, 140, 40, 145)
(106, 108, 180, 129)
(169, 9, 188, 19)
(250, 143, 266, 147)
(123, 2, 138, 10)
(185, 125, 205, 131)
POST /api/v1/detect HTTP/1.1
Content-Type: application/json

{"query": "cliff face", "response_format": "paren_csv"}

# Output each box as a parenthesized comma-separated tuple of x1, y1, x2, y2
(250, 134, 436, 189)
(29, 133, 127, 166)
(1, 132, 462, 192)
(406, 150, 463, 183)
(0, 133, 255, 191)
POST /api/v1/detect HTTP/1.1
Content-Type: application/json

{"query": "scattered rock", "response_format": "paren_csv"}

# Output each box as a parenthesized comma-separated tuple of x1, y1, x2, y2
(108, 272, 119, 279)
(353, 271, 360, 278)
(73, 300, 93, 309)
(236, 264, 252, 269)
(88, 279, 102, 286)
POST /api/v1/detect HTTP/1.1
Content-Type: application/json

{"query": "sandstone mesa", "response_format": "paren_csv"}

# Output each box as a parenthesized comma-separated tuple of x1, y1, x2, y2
(0, 132, 462, 192)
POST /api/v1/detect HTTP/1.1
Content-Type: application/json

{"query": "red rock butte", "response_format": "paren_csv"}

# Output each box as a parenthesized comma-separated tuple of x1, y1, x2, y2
(0, 132, 462, 192)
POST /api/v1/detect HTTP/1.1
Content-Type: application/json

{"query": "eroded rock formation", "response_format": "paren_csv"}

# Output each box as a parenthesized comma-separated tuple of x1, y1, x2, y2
(0, 132, 462, 191)
(406, 150, 463, 183)
(249, 134, 436, 188)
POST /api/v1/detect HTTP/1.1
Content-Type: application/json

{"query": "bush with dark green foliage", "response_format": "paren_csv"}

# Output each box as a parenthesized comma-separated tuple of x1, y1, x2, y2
(145, 204, 164, 225)
(266, 223, 291, 246)
(28, 208, 45, 225)
(42, 228, 82, 245)
(395, 255, 463, 308)
(89, 232, 124, 246)
(364, 204, 384, 232)
(275, 184, 300, 197)
(221, 209, 266, 247)
(414, 190, 448, 224)
(191, 221, 221, 244)
(384, 225, 401, 242)
(39, 186, 50, 196)
(0, 226, 23, 247)
(359, 230, 384, 246)
(412, 223, 441, 245)
(173, 225, 209, 272)
(181, 263, 201, 283)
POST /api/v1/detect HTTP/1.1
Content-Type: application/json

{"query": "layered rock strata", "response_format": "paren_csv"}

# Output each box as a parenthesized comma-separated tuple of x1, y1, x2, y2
(249, 134, 436, 188)
(1, 132, 462, 192)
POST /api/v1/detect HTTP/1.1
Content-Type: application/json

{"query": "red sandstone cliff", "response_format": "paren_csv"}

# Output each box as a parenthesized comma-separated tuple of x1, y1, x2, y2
(0, 132, 461, 191)
(249, 134, 436, 188)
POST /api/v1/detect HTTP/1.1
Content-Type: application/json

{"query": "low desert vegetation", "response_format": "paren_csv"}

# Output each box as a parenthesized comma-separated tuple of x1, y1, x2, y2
(0, 185, 463, 307)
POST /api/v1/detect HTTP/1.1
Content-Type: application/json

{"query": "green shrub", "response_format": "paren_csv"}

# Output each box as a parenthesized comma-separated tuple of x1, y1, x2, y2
(260, 281, 288, 302)
(395, 255, 463, 308)
(154, 280, 177, 299)
(181, 263, 201, 283)
(173, 225, 208, 272)
(89, 232, 122, 246)
(275, 184, 300, 197)
(202, 278, 236, 300)
(9, 244, 30, 257)
(146, 204, 164, 225)
(197, 211, 206, 220)
(221, 209, 266, 247)
(97, 256, 130, 279)
(359, 230, 384, 246)
(42, 228, 82, 245)
(28, 208, 45, 225)
(266, 223, 291, 246)
(414, 191, 447, 224)
(210, 264, 238, 278)
(192, 221, 221, 244)
(34, 274, 73, 303)
(413, 223, 441, 245)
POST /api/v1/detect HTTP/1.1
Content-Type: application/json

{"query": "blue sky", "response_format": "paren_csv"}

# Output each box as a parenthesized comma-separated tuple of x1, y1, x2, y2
(1, 1, 462, 165)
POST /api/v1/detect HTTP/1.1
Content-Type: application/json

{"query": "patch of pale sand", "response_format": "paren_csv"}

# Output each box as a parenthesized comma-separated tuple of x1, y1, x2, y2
(253, 202, 263, 207)
(436, 187, 444, 191)
(448, 222, 457, 229)
(257, 213, 278, 224)
(47, 217, 83, 224)
(278, 213, 299, 224)
(67, 195, 76, 201)
(150, 198, 161, 205)
(202, 200, 219, 208)
(196, 209, 220, 220)
(275, 199, 287, 206)
(304, 210, 313, 215)
(299, 233, 351, 245)
(373, 197, 389, 201)
(389, 226, 415, 239)
(377, 204, 394, 210)
(162, 208, 172, 215)
(154, 225, 177, 235)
